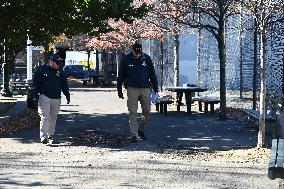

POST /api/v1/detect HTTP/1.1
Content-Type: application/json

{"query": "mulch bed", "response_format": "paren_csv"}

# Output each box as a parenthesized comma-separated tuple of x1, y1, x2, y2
(71, 130, 132, 147)
(216, 107, 258, 127)
(0, 109, 40, 137)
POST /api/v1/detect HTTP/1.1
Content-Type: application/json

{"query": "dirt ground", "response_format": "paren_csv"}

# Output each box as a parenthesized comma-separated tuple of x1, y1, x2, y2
(0, 80, 281, 189)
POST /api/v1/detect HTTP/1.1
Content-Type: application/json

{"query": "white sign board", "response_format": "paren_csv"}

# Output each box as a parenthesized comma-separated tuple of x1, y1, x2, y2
(65, 51, 96, 69)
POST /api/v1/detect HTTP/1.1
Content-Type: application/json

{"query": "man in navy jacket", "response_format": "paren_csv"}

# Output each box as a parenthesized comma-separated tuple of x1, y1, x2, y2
(32, 53, 70, 144)
(117, 43, 158, 142)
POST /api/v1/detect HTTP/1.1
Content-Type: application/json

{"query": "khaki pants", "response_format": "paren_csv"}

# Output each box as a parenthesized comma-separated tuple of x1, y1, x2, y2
(127, 86, 151, 137)
(38, 94, 61, 138)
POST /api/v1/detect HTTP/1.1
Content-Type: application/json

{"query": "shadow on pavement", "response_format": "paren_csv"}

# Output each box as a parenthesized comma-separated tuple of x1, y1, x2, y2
(7, 109, 259, 153)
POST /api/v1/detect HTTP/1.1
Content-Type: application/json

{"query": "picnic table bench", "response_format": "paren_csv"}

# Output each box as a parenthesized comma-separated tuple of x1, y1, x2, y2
(242, 108, 278, 138)
(268, 138, 284, 180)
(192, 96, 220, 114)
(242, 109, 276, 122)
(155, 97, 174, 115)
(10, 81, 32, 95)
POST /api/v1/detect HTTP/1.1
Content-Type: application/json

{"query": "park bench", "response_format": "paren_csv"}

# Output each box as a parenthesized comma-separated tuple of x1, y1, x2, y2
(242, 109, 276, 122)
(155, 97, 174, 115)
(268, 138, 284, 180)
(192, 96, 220, 114)
(243, 108, 278, 138)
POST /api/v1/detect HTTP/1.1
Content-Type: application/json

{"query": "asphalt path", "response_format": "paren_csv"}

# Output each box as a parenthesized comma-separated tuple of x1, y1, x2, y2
(0, 83, 279, 189)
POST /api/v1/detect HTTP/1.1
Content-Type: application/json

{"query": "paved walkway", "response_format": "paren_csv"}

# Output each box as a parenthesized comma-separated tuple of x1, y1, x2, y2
(11, 86, 258, 150)
(0, 83, 278, 189)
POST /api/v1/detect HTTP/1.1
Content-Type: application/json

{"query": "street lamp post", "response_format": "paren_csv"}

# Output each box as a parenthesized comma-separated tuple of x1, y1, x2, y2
(27, 36, 33, 82)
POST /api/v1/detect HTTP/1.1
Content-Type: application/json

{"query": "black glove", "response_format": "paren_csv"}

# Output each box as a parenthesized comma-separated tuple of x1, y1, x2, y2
(66, 94, 70, 104)
(118, 93, 124, 99)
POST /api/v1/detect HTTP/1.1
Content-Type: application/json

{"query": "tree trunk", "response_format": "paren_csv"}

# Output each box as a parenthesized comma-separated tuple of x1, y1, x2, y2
(95, 49, 100, 75)
(102, 50, 108, 86)
(87, 49, 91, 81)
(173, 34, 179, 87)
(283, 56, 284, 97)
(1, 37, 12, 97)
(253, 19, 258, 110)
(217, 22, 227, 120)
(160, 41, 164, 92)
(258, 18, 266, 148)
(240, 28, 243, 99)
(197, 25, 202, 87)
(6, 49, 17, 74)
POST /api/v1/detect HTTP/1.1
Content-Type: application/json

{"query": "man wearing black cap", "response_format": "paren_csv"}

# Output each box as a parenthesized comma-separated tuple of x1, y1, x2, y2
(117, 42, 158, 142)
(32, 53, 70, 144)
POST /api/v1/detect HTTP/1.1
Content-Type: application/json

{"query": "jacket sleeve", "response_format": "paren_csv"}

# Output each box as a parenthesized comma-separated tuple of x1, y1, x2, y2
(31, 66, 42, 99)
(117, 55, 126, 94)
(61, 69, 70, 97)
(148, 57, 158, 93)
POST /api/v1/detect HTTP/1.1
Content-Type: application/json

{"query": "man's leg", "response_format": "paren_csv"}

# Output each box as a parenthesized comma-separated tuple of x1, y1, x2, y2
(48, 98, 61, 138)
(139, 88, 151, 133)
(38, 94, 51, 142)
(127, 86, 139, 137)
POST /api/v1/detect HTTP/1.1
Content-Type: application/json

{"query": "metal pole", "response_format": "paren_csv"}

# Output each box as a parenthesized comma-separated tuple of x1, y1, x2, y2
(27, 37, 33, 82)
(116, 50, 119, 80)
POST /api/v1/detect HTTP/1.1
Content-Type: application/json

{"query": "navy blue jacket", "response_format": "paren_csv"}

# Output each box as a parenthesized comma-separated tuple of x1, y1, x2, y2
(32, 64, 70, 99)
(117, 52, 158, 94)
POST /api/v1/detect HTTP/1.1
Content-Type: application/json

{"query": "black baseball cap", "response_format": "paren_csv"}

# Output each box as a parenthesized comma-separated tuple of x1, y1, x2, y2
(132, 43, 142, 54)
(50, 53, 62, 65)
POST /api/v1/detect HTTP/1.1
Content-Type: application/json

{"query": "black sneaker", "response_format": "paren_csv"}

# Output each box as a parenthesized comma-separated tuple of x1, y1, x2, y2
(131, 136, 137, 143)
(40, 135, 48, 144)
(138, 131, 146, 140)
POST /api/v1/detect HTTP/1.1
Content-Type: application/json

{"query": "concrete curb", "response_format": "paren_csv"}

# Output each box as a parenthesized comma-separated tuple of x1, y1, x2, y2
(0, 96, 27, 124)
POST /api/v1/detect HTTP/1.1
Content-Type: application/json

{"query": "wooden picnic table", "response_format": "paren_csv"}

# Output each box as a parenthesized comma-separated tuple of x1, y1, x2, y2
(166, 86, 207, 114)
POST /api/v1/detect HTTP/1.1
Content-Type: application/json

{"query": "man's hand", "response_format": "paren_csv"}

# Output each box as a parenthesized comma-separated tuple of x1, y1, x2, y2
(118, 93, 124, 99)
(66, 94, 70, 104)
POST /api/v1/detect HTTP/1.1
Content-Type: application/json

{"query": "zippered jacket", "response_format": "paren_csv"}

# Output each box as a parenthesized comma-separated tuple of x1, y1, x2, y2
(117, 52, 158, 94)
(32, 64, 70, 99)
